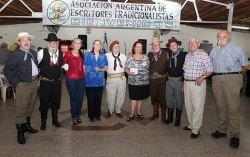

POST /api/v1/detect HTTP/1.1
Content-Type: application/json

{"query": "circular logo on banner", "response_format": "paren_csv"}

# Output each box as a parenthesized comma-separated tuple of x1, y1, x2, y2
(47, 1, 70, 25)
(86, 27, 91, 34)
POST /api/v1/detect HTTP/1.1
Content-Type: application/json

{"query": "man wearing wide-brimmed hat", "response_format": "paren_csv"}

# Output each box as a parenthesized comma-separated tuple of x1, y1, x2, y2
(4, 32, 39, 144)
(164, 37, 187, 127)
(148, 37, 168, 123)
(37, 33, 63, 130)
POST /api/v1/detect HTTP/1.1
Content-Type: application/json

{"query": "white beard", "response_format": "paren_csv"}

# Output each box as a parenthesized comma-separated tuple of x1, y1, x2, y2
(218, 40, 227, 46)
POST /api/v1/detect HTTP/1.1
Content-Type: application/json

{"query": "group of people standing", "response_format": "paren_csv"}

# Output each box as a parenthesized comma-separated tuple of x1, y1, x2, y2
(2, 30, 249, 150)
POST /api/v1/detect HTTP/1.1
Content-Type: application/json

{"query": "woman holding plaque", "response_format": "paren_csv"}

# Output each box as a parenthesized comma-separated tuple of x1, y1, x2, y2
(125, 41, 149, 121)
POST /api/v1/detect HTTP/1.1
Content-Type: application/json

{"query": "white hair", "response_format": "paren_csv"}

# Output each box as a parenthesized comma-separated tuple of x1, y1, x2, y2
(189, 37, 199, 43)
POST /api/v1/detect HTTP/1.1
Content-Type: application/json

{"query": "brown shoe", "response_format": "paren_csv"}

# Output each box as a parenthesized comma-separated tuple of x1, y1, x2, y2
(105, 111, 111, 119)
(116, 113, 124, 119)
(149, 104, 159, 121)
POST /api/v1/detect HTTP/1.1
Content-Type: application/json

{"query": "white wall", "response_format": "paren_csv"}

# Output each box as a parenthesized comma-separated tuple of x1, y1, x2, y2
(0, 22, 250, 56)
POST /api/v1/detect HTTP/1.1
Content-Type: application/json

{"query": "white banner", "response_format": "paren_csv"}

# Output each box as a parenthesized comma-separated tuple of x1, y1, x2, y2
(42, 0, 181, 30)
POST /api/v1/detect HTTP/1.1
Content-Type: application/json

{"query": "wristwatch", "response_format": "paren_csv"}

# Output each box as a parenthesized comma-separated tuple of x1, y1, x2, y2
(202, 75, 206, 79)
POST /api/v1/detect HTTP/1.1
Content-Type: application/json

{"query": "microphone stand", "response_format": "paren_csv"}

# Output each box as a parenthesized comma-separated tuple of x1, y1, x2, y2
(124, 42, 128, 79)
(124, 42, 126, 55)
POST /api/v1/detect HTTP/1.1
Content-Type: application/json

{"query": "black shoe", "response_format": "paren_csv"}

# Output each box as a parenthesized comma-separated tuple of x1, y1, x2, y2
(16, 124, 26, 144)
(137, 114, 144, 119)
(89, 118, 95, 122)
(174, 109, 182, 127)
(164, 118, 173, 124)
(174, 119, 181, 127)
(211, 130, 227, 138)
(25, 117, 38, 133)
(73, 118, 78, 125)
(76, 117, 82, 123)
(183, 126, 191, 130)
(191, 132, 200, 138)
(230, 135, 239, 148)
(25, 122, 38, 133)
(52, 110, 61, 128)
(40, 111, 47, 130)
(126, 116, 134, 121)
(52, 120, 61, 127)
(40, 121, 46, 130)
(165, 108, 174, 124)
(95, 117, 101, 121)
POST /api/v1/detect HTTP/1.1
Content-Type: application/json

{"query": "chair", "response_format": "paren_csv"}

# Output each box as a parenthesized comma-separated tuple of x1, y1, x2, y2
(0, 65, 4, 74)
(0, 74, 16, 102)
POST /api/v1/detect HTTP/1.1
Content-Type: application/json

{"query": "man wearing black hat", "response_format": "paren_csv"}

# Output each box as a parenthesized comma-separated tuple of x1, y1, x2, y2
(164, 37, 187, 127)
(37, 33, 63, 130)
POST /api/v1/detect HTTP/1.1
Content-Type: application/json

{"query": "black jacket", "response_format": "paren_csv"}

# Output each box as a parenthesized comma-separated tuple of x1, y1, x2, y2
(3, 48, 38, 87)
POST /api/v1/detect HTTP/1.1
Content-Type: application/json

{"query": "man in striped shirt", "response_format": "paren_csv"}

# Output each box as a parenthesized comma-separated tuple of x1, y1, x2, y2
(210, 30, 249, 149)
(183, 37, 213, 139)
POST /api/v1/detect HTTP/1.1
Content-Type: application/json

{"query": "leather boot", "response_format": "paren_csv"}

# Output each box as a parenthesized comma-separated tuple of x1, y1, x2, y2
(52, 109, 61, 128)
(174, 109, 182, 127)
(149, 104, 159, 121)
(40, 111, 47, 130)
(161, 106, 166, 123)
(25, 117, 38, 133)
(16, 124, 26, 144)
(165, 108, 174, 124)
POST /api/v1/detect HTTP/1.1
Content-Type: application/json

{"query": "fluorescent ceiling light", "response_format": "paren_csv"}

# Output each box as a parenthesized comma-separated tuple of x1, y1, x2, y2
(232, 26, 250, 30)
(152, 0, 179, 5)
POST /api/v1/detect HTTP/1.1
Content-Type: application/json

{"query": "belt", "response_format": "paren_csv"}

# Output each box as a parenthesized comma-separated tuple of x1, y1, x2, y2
(168, 76, 183, 81)
(107, 72, 125, 79)
(213, 72, 241, 76)
(184, 79, 196, 82)
(32, 75, 38, 81)
(150, 74, 168, 79)
(40, 76, 61, 82)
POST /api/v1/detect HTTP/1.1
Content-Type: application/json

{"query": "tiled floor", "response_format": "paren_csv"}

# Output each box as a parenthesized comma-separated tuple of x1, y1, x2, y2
(0, 77, 250, 157)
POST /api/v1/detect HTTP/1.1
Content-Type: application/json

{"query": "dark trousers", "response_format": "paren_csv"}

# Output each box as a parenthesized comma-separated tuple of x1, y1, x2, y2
(246, 70, 250, 96)
(66, 78, 85, 118)
(86, 87, 103, 119)
(39, 80, 61, 111)
(149, 77, 167, 107)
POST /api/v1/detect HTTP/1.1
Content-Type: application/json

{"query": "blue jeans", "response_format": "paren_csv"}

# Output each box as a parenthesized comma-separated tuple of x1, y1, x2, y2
(66, 78, 85, 118)
(86, 87, 103, 119)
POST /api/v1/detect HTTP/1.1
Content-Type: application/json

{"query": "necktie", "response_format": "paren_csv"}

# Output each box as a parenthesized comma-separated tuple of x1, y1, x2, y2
(155, 51, 161, 57)
(153, 51, 161, 61)
(112, 53, 123, 71)
(51, 51, 58, 65)
(169, 51, 180, 68)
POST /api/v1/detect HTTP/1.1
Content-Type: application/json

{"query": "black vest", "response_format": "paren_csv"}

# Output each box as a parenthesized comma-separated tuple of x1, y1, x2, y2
(39, 48, 63, 79)
(167, 51, 188, 77)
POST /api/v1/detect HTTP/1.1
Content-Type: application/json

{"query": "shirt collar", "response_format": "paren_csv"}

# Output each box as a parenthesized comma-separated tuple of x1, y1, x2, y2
(218, 42, 231, 50)
(189, 49, 199, 56)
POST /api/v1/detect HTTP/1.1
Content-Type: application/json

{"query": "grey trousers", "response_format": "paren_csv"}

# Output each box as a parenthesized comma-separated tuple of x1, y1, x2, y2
(166, 80, 184, 110)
